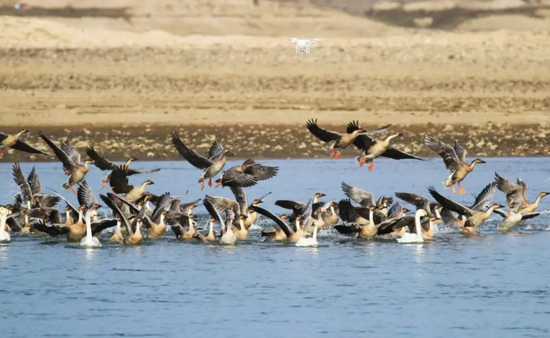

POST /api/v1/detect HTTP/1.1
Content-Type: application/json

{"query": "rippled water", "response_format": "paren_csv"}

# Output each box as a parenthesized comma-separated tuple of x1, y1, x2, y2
(1, 158, 550, 337)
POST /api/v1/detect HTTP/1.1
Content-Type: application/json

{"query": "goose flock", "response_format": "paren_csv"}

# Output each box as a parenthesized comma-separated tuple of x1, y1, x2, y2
(0, 120, 548, 247)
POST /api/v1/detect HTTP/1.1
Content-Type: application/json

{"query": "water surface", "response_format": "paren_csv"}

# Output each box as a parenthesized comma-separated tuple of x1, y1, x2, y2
(1, 158, 550, 337)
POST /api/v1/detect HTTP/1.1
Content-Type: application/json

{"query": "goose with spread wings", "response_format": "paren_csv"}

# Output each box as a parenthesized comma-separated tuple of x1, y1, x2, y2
(424, 135, 485, 195)
(428, 182, 502, 234)
(306, 119, 389, 160)
(341, 182, 394, 216)
(0, 129, 50, 159)
(214, 159, 278, 188)
(494, 172, 549, 213)
(38, 132, 94, 195)
(12, 163, 60, 209)
(171, 132, 234, 190)
(85, 143, 161, 190)
(347, 121, 423, 171)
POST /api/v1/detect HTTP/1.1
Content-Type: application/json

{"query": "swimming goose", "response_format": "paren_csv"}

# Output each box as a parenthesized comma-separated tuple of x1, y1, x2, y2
(494, 208, 546, 232)
(123, 207, 145, 245)
(194, 200, 221, 243)
(494, 172, 549, 213)
(143, 193, 171, 239)
(80, 211, 102, 248)
(33, 206, 116, 242)
(0, 129, 50, 159)
(38, 132, 93, 195)
(232, 214, 249, 240)
(356, 206, 378, 239)
(85, 143, 161, 190)
(260, 214, 289, 242)
(0, 206, 11, 242)
(323, 202, 340, 227)
(219, 209, 237, 245)
(306, 119, 390, 160)
(295, 222, 320, 247)
(347, 121, 423, 170)
(424, 135, 485, 195)
(171, 133, 234, 190)
(12, 163, 60, 209)
(439, 207, 467, 229)
(396, 209, 429, 244)
(428, 183, 501, 234)
(171, 214, 197, 240)
(99, 193, 132, 243)
(253, 206, 306, 242)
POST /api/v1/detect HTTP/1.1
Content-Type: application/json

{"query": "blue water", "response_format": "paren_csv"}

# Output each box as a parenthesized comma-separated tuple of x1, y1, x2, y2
(1, 157, 550, 337)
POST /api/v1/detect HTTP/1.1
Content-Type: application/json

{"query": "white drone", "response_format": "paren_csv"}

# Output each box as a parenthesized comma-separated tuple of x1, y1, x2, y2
(289, 38, 321, 54)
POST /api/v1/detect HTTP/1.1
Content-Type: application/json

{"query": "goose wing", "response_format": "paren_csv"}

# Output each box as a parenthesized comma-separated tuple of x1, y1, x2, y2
(428, 186, 474, 217)
(347, 120, 375, 151)
(220, 170, 258, 188)
(32, 221, 69, 237)
(11, 139, 50, 155)
(387, 202, 403, 218)
(91, 219, 117, 236)
(337, 199, 359, 223)
(376, 217, 405, 235)
(470, 182, 497, 212)
(230, 186, 248, 215)
(38, 132, 75, 176)
(493, 209, 507, 218)
(179, 199, 200, 214)
(12, 163, 32, 202)
(85, 143, 116, 171)
(126, 168, 161, 176)
(423, 135, 461, 172)
(27, 166, 42, 195)
(244, 163, 279, 181)
(170, 132, 213, 169)
(109, 167, 133, 194)
(516, 178, 530, 204)
(31, 194, 61, 209)
(203, 199, 224, 226)
(101, 193, 132, 232)
(45, 187, 79, 216)
(151, 192, 171, 223)
(77, 181, 99, 207)
(341, 182, 374, 207)
(208, 139, 224, 160)
(454, 141, 467, 163)
(381, 147, 424, 161)
(333, 224, 362, 234)
(521, 212, 543, 221)
(306, 118, 341, 143)
(61, 140, 82, 165)
(274, 200, 306, 214)
(494, 172, 524, 211)
(205, 195, 240, 214)
(251, 206, 292, 237)
(395, 192, 430, 211)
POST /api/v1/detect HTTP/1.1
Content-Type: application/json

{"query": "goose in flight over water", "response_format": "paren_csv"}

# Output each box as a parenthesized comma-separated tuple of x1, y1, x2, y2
(171, 133, 234, 190)
(0, 129, 50, 160)
(347, 121, 423, 170)
(38, 132, 94, 195)
(306, 119, 389, 160)
(494, 172, 549, 213)
(424, 135, 485, 195)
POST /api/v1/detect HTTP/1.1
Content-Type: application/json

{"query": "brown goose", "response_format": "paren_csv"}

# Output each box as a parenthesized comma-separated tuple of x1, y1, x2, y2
(428, 183, 501, 234)
(215, 159, 278, 188)
(171, 133, 234, 190)
(0, 129, 50, 159)
(347, 121, 423, 171)
(108, 166, 155, 203)
(252, 206, 306, 242)
(38, 132, 93, 195)
(424, 135, 485, 195)
(494, 172, 549, 213)
(85, 143, 161, 190)
(12, 163, 60, 209)
(306, 119, 390, 160)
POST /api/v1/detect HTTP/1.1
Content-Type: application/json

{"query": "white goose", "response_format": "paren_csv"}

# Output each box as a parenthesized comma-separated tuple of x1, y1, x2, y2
(295, 222, 320, 247)
(0, 206, 11, 242)
(397, 209, 428, 244)
(219, 209, 237, 245)
(80, 211, 101, 248)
